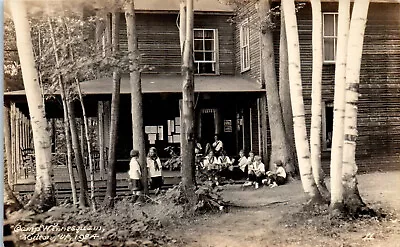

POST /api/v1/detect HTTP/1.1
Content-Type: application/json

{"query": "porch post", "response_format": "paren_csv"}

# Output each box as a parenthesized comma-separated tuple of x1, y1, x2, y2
(11, 104, 17, 182)
(4, 105, 14, 186)
(16, 108, 21, 179)
(260, 95, 269, 166)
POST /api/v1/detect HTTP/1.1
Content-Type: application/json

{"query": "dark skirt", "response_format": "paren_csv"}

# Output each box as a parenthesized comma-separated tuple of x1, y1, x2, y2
(130, 179, 143, 191)
(151, 176, 163, 190)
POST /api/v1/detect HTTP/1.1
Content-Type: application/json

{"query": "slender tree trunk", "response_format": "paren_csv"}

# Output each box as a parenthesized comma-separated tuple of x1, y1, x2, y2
(181, 0, 196, 196)
(342, 0, 370, 214)
(125, 0, 148, 196)
(68, 101, 89, 208)
(11, 0, 56, 212)
(63, 17, 96, 210)
(104, 12, 121, 208)
(281, 0, 322, 203)
(3, 106, 23, 213)
(179, 0, 187, 53)
(47, 17, 78, 207)
(330, 0, 351, 215)
(310, 0, 330, 201)
(259, 0, 291, 172)
(279, 7, 297, 176)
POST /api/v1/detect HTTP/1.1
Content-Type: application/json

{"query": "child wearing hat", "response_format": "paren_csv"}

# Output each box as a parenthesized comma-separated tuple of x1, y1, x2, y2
(128, 149, 142, 202)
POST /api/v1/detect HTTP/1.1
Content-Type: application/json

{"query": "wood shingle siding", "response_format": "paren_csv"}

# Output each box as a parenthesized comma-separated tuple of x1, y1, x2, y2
(234, 0, 262, 83)
(237, 1, 400, 172)
(119, 13, 235, 75)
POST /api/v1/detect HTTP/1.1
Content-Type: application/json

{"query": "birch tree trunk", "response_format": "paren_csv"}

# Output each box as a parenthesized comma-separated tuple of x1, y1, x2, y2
(47, 17, 78, 207)
(76, 79, 96, 211)
(279, 7, 297, 176)
(11, 0, 56, 212)
(125, 0, 148, 196)
(181, 0, 196, 195)
(342, 0, 370, 214)
(104, 12, 121, 208)
(310, 0, 329, 201)
(330, 0, 350, 214)
(259, 0, 291, 172)
(3, 105, 23, 213)
(63, 16, 96, 210)
(281, 0, 322, 203)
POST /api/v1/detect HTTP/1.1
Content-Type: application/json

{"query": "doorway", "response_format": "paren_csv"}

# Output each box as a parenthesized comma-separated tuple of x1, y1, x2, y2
(200, 111, 216, 146)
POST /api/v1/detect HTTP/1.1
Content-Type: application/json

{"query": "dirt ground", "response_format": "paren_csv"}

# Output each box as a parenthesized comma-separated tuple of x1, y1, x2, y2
(169, 171, 400, 247)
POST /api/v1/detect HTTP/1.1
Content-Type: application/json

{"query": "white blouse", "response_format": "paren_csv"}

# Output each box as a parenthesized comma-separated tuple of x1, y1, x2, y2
(147, 157, 162, 177)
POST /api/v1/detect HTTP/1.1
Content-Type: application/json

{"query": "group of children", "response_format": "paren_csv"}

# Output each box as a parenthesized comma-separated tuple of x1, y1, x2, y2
(128, 135, 288, 201)
(200, 147, 287, 189)
(128, 147, 163, 201)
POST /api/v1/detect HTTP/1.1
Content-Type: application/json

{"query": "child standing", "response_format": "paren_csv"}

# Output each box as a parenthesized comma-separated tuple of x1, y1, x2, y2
(147, 147, 163, 194)
(128, 149, 142, 202)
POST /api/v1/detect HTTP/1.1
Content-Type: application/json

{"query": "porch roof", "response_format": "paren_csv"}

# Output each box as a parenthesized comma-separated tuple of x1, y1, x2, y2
(4, 74, 264, 96)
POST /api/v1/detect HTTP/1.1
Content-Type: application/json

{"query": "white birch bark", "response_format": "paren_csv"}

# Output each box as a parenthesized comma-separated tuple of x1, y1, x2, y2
(342, 0, 370, 213)
(10, 0, 56, 211)
(281, 0, 322, 202)
(310, 0, 330, 200)
(330, 0, 351, 212)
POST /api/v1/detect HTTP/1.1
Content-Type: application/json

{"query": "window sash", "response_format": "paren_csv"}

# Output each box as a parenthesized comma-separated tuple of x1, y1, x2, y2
(193, 28, 217, 74)
(240, 19, 250, 72)
(323, 13, 338, 63)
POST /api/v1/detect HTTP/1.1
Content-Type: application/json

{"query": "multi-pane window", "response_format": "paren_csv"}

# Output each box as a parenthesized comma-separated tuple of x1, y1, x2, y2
(240, 19, 250, 72)
(323, 13, 338, 63)
(194, 29, 217, 74)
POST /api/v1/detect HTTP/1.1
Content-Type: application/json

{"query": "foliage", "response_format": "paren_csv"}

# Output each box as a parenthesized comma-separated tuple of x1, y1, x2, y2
(157, 183, 228, 215)
(4, 18, 24, 91)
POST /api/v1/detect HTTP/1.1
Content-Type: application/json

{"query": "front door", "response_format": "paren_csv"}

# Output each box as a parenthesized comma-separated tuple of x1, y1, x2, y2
(200, 111, 216, 147)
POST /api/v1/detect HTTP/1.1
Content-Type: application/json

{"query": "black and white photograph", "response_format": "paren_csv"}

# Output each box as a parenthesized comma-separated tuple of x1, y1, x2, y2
(2, 0, 400, 246)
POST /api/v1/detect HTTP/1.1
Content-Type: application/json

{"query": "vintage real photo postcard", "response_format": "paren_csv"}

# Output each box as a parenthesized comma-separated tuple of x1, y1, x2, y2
(2, 0, 400, 246)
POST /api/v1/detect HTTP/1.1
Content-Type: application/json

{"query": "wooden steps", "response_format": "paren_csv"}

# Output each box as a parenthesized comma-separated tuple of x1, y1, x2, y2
(13, 173, 181, 201)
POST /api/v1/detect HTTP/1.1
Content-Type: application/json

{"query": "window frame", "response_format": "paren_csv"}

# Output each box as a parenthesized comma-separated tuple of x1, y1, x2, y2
(239, 18, 250, 72)
(322, 12, 338, 64)
(193, 28, 219, 74)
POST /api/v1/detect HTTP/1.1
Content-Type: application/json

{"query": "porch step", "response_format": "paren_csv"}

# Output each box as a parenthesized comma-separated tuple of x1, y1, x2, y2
(13, 175, 181, 201)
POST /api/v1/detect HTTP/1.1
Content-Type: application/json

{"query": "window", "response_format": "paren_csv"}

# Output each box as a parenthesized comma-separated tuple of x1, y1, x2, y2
(240, 19, 250, 72)
(323, 13, 338, 63)
(322, 101, 334, 150)
(194, 29, 218, 74)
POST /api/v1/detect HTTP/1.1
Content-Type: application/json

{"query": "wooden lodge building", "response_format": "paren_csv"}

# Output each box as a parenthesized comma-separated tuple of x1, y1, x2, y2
(4, 0, 400, 190)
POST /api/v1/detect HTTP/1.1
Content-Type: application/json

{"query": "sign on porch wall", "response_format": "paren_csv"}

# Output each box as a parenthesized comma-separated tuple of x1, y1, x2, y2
(224, 120, 232, 132)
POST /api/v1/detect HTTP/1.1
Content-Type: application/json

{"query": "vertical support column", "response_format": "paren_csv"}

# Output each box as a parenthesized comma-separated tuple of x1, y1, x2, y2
(257, 99, 262, 157)
(4, 105, 13, 186)
(11, 104, 17, 183)
(98, 101, 105, 179)
(260, 95, 268, 166)
(15, 108, 21, 179)
(249, 107, 253, 152)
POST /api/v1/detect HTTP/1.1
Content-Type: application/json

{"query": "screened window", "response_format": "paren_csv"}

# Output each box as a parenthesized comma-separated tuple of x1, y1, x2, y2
(323, 13, 338, 63)
(194, 29, 217, 74)
(240, 19, 250, 72)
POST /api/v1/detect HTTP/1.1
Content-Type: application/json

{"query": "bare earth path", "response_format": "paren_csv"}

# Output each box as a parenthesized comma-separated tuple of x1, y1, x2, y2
(169, 171, 400, 247)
